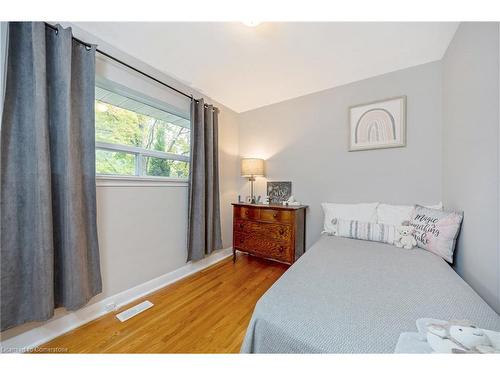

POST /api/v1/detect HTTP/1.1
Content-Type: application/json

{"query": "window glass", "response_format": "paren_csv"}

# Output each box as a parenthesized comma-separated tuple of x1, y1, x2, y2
(95, 149, 136, 176)
(95, 86, 190, 179)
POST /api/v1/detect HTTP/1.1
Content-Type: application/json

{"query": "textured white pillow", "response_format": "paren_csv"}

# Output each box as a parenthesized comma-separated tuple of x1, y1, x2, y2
(321, 202, 379, 234)
(377, 202, 443, 226)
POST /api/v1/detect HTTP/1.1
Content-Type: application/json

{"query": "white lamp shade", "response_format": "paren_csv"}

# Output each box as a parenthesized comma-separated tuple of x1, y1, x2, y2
(241, 158, 265, 177)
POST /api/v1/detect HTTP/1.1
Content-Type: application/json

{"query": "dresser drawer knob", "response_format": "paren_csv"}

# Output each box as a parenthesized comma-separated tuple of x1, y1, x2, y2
(279, 228, 285, 235)
(273, 213, 278, 218)
(279, 246, 284, 253)
(239, 223, 244, 229)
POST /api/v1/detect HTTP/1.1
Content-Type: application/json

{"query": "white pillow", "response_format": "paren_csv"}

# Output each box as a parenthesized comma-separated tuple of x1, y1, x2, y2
(377, 202, 443, 226)
(321, 202, 379, 234)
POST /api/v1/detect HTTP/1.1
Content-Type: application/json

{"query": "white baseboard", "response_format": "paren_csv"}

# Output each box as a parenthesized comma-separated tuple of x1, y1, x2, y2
(0, 248, 233, 351)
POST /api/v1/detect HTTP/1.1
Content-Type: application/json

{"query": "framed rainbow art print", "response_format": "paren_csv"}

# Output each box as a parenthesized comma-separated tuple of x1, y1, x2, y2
(348, 96, 406, 151)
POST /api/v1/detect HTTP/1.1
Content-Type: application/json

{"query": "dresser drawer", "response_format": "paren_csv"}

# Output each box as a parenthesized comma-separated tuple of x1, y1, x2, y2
(260, 208, 294, 223)
(234, 232, 292, 263)
(234, 219, 292, 242)
(232, 203, 307, 265)
(234, 206, 260, 220)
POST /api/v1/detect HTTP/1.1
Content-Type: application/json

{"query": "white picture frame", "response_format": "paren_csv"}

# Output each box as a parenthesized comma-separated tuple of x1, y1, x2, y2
(348, 96, 407, 151)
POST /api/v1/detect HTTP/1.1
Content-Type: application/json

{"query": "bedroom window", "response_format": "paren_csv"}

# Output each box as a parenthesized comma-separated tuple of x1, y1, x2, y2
(95, 85, 190, 179)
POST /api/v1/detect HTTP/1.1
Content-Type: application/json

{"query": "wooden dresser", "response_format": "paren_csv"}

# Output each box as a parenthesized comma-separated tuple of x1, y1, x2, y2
(232, 203, 307, 265)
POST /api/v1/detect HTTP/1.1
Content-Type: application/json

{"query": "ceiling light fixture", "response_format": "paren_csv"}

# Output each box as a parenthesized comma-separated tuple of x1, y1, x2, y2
(242, 21, 261, 27)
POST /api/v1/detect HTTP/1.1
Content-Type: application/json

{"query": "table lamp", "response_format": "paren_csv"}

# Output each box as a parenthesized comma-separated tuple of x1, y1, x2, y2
(241, 158, 265, 204)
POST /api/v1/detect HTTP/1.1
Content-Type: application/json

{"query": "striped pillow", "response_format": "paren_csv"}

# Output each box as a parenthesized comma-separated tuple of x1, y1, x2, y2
(330, 218, 396, 245)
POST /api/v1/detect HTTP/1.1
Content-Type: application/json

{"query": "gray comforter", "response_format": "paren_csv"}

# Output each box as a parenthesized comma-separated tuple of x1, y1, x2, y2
(241, 235, 500, 353)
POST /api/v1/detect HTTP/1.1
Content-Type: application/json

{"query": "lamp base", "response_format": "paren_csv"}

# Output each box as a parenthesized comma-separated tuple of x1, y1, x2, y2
(249, 176, 256, 204)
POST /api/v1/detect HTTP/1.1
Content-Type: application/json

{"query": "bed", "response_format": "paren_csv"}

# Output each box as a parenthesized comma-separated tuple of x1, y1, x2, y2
(240, 235, 500, 353)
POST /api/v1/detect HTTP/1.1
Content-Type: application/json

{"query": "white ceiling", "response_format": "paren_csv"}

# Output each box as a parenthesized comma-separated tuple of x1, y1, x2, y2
(75, 22, 459, 113)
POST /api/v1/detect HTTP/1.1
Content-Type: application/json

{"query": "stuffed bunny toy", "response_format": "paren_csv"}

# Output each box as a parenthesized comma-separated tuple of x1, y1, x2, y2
(426, 320, 500, 353)
(394, 224, 417, 249)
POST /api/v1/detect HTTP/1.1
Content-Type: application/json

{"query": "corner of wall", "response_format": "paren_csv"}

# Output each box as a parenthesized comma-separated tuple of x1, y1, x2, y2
(441, 22, 500, 313)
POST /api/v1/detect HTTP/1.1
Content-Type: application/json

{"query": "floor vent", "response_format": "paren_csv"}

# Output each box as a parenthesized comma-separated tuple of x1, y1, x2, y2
(116, 300, 154, 322)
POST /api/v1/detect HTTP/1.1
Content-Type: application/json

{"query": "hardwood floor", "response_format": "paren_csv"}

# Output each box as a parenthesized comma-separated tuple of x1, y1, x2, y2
(39, 253, 288, 353)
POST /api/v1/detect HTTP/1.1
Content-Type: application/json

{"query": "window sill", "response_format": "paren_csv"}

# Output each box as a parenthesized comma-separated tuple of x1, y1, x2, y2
(96, 175, 189, 187)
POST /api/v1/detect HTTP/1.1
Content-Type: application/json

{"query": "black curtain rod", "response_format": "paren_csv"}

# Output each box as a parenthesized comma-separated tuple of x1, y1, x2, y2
(97, 48, 193, 101)
(44, 23, 216, 109)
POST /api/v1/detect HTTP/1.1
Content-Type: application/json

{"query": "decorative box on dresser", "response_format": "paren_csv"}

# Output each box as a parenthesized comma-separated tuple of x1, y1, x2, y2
(232, 203, 307, 265)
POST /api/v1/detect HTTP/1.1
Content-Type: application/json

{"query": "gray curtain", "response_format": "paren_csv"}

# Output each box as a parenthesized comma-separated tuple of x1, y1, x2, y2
(187, 98, 222, 261)
(1, 22, 102, 331)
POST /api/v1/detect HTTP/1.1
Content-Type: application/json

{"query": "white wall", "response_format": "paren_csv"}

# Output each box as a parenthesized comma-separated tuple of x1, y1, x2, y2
(442, 22, 500, 313)
(238, 61, 443, 248)
(1, 23, 240, 342)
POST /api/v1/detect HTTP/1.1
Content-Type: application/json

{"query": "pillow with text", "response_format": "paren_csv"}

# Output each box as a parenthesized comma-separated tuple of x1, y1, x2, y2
(409, 205, 463, 263)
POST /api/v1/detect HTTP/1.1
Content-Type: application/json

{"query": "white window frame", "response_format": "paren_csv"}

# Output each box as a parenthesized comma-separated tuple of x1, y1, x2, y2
(96, 141, 190, 177)
(94, 79, 191, 184)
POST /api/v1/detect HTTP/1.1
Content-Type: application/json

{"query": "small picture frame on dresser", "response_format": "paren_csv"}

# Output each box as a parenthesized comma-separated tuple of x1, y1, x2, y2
(267, 181, 292, 204)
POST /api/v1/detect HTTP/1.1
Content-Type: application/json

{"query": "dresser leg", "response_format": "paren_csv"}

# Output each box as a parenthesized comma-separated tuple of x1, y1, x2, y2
(233, 249, 236, 263)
